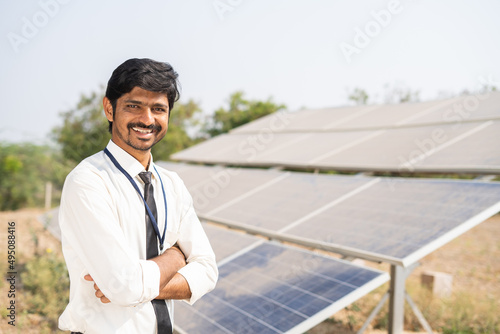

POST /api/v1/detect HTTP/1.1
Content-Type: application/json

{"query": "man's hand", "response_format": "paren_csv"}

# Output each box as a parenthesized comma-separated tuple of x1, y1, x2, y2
(84, 274, 110, 304)
(155, 244, 192, 300)
(151, 243, 187, 292)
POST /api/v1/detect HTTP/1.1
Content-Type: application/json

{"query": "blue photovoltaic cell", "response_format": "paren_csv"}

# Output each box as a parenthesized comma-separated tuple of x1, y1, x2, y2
(285, 177, 500, 260)
(206, 171, 371, 231)
(175, 241, 387, 334)
(202, 223, 259, 262)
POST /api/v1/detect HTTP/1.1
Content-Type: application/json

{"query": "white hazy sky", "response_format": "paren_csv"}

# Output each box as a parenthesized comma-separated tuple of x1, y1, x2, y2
(1, 0, 499, 143)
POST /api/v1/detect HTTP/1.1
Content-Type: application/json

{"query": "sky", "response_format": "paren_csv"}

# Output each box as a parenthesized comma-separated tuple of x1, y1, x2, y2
(1, 0, 499, 144)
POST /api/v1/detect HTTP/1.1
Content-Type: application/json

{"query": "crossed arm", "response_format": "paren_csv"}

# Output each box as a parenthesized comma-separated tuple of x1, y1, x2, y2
(85, 244, 191, 303)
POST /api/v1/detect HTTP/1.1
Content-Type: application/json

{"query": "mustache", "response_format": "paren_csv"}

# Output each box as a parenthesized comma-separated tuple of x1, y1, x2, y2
(127, 122, 162, 132)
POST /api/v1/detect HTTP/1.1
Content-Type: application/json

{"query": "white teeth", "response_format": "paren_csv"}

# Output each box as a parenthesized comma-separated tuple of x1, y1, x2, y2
(132, 127, 153, 134)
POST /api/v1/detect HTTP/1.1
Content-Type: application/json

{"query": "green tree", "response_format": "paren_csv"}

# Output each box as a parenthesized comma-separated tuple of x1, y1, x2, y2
(152, 99, 203, 161)
(203, 91, 286, 137)
(348, 88, 369, 105)
(52, 90, 110, 164)
(0, 143, 70, 210)
(383, 83, 420, 104)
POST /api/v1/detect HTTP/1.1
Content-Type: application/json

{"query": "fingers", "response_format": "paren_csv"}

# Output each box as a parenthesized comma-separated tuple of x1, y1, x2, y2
(85, 274, 110, 303)
(94, 288, 111, 303)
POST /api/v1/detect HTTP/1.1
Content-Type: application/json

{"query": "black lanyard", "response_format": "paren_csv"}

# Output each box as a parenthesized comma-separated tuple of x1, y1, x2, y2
(104, 148, 167, 250)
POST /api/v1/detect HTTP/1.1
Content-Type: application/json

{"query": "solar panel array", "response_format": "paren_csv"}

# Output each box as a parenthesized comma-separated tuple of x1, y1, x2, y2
(172, 92, 500, 174)
(158, 162, 500, 267)
(175, 224, 389, 334)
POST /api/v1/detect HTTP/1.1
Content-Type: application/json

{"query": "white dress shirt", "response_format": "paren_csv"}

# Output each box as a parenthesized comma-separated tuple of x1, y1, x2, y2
(58, 140, 218, 333)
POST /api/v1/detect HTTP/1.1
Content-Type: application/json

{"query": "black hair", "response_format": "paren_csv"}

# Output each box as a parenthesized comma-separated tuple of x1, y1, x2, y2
(105, 58, 180, 132)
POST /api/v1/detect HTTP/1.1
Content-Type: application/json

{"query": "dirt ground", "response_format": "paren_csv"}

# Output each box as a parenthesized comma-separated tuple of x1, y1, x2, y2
(0, 209, 498, 334)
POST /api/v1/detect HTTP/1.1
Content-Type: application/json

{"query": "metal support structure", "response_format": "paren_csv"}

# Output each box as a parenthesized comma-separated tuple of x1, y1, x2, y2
(405, 292, 433, 334)
(358, 262, 433, 334)
(388, 265, 406, 334)
(357, 292, 389, 334)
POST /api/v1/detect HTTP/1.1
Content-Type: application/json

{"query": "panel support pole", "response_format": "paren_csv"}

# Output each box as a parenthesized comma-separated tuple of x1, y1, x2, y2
(388, 264, 405, 334)
(359, 262, 433, 334)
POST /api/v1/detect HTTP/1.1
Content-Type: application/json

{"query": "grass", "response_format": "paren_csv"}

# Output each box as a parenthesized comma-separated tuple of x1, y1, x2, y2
(20, 249, 70, 332)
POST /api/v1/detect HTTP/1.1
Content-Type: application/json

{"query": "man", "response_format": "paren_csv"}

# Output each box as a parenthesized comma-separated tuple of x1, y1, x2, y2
(58, 58, 218, 333)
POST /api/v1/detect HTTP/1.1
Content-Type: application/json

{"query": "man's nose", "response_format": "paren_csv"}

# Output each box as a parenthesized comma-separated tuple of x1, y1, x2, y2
(139, 109, 155, 125)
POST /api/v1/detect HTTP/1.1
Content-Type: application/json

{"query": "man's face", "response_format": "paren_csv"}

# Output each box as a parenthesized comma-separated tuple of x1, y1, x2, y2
(104, 86, 169, 158)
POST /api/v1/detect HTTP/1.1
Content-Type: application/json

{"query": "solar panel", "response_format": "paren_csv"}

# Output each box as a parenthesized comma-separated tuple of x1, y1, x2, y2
(171, 134, 242, 165)
(202, 224, 260, 262)
(409, 92, 500, 126)
(171, 120, 500, 174)
(171, 92, 500, 174)
(174, 225, 389, 334)
(232, 92, 500, 134)
(415, 120, 500, 172)
(161, 163, 500, 266)
(202, 172, 371, 231)
(282, 177, 500, 266)
(232, 105, 381, 134)
(313, 121, 498, 172)
(159, 162, 292, 214)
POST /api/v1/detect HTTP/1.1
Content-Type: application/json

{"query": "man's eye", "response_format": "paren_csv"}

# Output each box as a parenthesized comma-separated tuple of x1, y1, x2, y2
(127, 104, 138, 108)
(154, 108, 166, 112)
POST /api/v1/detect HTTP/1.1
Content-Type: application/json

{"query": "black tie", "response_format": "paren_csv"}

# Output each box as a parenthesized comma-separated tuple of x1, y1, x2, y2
(139, 172, 172, 334)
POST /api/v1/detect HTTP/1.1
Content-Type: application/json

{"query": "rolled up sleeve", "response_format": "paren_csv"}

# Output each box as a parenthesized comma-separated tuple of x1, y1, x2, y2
(175, 182, 218, 304)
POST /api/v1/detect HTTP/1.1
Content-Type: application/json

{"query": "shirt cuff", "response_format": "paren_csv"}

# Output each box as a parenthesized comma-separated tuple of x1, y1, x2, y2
(177, 263, 212, 305)
(141, 260, 160, 301)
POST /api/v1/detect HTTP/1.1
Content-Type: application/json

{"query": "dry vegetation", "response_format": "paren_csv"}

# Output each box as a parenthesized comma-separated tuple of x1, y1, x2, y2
(0, 209, 498, 333)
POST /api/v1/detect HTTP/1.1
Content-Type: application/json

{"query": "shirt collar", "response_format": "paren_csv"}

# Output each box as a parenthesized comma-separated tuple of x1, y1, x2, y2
(106, 140, 156, 179)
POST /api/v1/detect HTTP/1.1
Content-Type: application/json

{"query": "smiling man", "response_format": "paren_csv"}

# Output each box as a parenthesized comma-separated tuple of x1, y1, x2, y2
(58, 58, 218, 334)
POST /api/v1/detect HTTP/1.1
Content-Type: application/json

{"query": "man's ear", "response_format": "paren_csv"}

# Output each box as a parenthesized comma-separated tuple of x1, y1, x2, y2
(103, 97, 114, 122)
